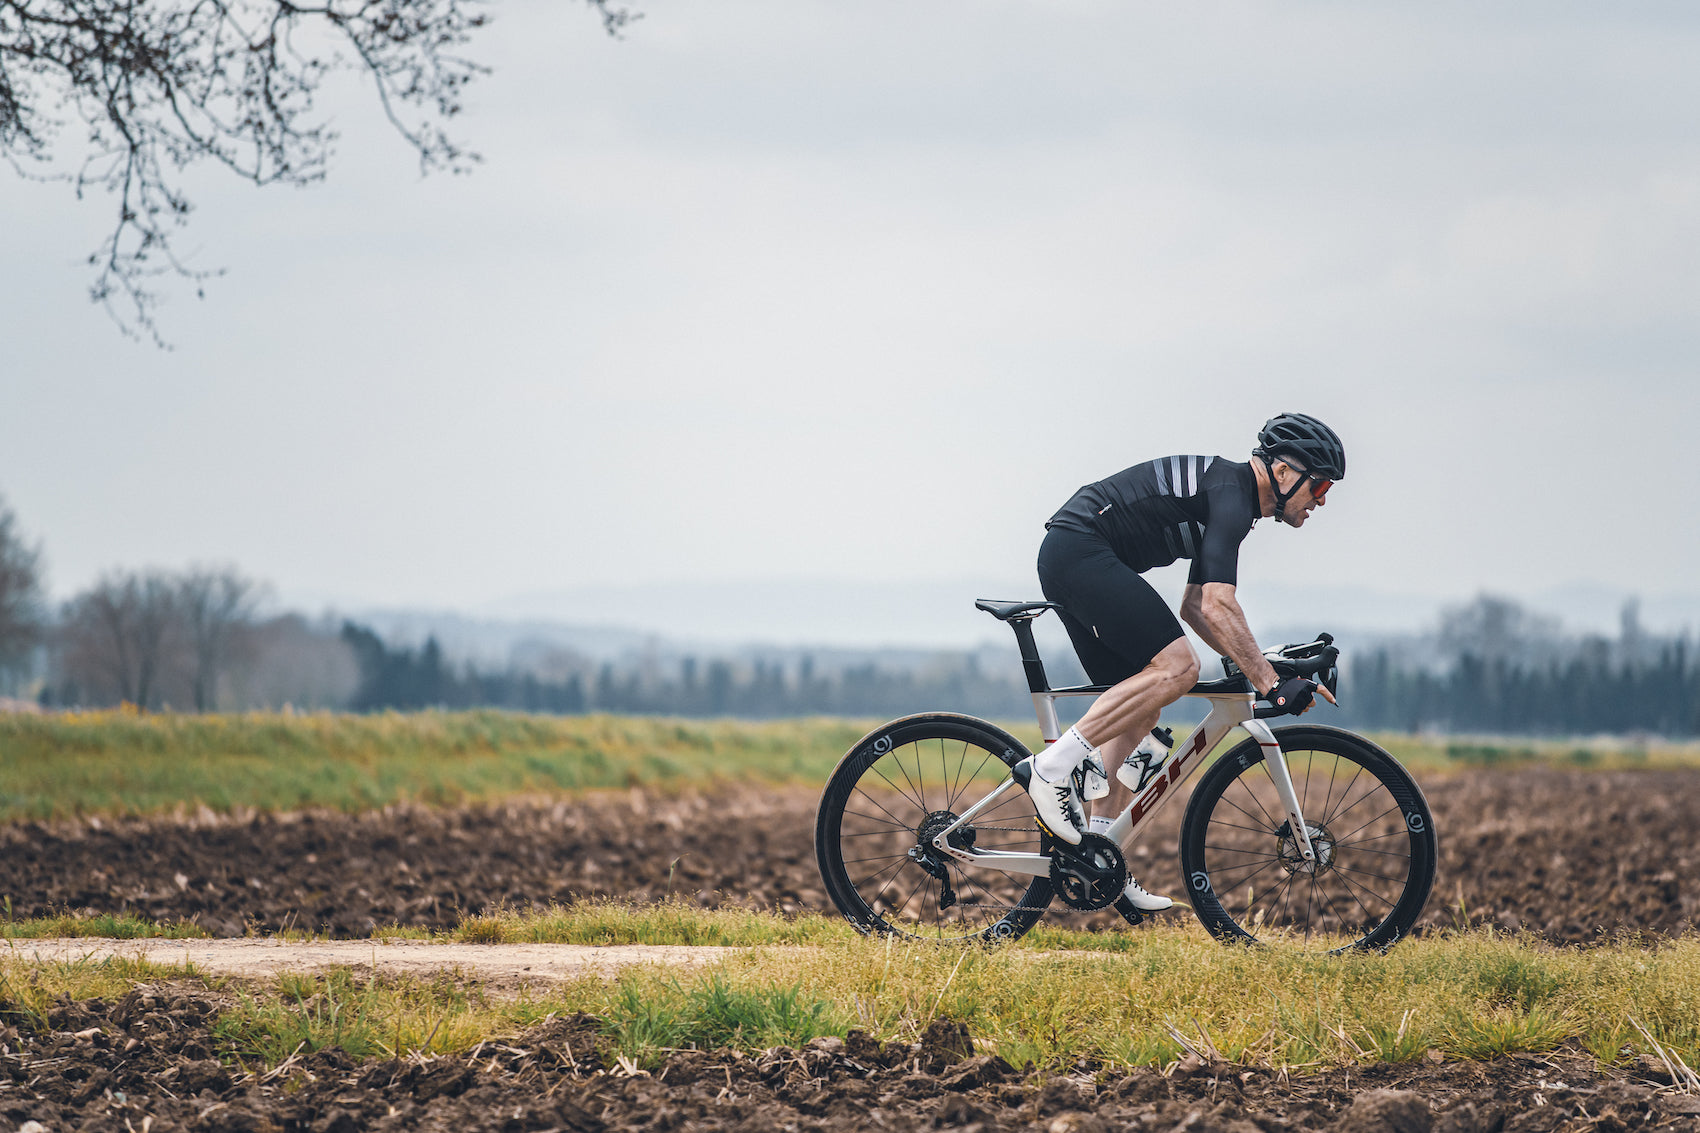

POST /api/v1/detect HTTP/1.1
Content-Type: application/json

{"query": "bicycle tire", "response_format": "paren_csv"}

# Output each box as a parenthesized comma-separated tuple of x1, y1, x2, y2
(815, 713, 1054, 944)
(1179, 724, 1436, 952)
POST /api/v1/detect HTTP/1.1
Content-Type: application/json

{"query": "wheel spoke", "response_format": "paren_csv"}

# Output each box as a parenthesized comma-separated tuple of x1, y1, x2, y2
(1319, 764, 1366, 825)
(849, 788, 917, 832)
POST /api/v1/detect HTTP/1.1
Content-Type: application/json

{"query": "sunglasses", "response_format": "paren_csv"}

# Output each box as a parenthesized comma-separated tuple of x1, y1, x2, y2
(1284, 462, 1333, 501)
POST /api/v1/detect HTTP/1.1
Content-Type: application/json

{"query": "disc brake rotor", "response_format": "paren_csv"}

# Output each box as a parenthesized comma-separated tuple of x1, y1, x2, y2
(1276, 820, 1336, 877)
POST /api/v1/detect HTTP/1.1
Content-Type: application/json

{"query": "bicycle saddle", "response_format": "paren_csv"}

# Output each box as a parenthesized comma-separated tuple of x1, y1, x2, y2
(973, 599, 1061, 622)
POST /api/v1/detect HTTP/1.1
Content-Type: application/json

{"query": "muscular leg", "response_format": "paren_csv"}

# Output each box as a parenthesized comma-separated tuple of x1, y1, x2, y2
(1076, 637, 1200, 820)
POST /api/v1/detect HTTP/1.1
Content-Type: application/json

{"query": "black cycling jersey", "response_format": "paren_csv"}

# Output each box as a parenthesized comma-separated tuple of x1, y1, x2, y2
(1046, 456, 1260, 586)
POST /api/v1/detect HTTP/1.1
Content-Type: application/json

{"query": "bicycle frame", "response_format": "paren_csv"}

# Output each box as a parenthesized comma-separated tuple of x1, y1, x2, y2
(929, 619, 1318, 879)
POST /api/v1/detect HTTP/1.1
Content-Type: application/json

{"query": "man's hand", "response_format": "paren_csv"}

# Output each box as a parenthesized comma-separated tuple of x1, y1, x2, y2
(1264, 676, 1318, 716)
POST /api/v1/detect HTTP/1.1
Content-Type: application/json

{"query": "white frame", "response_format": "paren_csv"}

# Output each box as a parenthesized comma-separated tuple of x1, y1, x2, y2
(930, 686, 1317, 879)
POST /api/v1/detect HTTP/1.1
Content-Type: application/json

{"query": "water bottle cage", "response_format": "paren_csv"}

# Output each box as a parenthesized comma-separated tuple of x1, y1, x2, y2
(1075, 753, 1111, 802)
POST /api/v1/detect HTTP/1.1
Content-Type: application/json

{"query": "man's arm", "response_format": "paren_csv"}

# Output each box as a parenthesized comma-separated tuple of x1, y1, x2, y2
(1188, 582, 1279, 694)
(1179, 584, 1232, 656)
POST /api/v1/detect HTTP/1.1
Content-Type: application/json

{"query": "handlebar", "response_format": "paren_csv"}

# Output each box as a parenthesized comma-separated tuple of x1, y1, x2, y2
(1219, 633, 1341, 718)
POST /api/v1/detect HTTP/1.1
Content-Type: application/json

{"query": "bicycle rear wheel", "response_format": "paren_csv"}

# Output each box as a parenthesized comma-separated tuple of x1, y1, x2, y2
(815, 713, 1053, 943)
(1179, 724, 1436, 952)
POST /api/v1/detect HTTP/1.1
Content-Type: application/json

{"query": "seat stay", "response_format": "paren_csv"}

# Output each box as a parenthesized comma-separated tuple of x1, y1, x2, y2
(930, 780, 1054, 879)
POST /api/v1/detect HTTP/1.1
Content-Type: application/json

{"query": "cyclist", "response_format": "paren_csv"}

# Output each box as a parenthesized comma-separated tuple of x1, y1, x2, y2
(1013, 412, 1344, 915)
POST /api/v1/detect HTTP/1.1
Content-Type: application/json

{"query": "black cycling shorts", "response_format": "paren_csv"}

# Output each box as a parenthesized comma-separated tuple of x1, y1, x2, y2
(1036, 525, 1187, 686)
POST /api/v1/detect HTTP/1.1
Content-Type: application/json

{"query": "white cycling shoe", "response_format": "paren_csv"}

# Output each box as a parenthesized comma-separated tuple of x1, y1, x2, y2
(1012, 757, 1084, 845)
(1120, 877, 1174, 913)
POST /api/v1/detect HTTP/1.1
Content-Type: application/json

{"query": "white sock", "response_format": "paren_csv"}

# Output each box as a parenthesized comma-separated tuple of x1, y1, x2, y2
(1088, 816, 1113, 836)
(1035, 725, 1095, 782)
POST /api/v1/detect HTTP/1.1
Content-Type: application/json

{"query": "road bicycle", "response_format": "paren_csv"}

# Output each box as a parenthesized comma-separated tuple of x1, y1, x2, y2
(814, 599, 1437, 952)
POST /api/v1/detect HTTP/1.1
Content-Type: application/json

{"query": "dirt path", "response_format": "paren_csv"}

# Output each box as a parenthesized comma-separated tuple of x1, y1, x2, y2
(3, 937, 731, 989)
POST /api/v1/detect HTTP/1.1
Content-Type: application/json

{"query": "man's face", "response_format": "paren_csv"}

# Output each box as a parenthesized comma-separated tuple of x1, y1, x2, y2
(1277, 462, 1332, 527)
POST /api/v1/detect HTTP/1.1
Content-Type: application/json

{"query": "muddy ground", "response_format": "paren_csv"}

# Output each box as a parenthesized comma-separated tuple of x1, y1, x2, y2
(0, 985, 1696, 1132)
(0, 767, 1694, 943)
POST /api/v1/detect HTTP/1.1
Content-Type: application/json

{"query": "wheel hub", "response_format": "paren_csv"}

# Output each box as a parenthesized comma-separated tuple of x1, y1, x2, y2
(1276, 820, 1336, 877)
(909, 809, 973, 880)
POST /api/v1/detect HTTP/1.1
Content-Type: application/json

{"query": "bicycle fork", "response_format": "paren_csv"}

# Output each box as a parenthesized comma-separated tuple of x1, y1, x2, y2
(1244, 719, 1318, 866)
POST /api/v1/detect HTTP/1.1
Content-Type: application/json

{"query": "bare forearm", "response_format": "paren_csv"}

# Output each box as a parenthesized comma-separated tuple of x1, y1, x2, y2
(1199, 584, 1278, 692)
(1180, 586, 1231, 656)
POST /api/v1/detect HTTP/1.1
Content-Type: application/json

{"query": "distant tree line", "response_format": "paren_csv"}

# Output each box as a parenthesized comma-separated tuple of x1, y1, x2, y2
(337, 621, 1033, 719)
(1339, 596, 1700, 737)
(7, 488, 1700, 733)
(38, 566, 357, 711)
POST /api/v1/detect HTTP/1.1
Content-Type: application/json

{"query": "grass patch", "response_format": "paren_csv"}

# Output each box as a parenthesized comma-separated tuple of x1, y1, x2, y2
(0, 911, 208, 940)
(602, 975, 843, 1068)
(8, 918, 1700, 1076)
(0, 953, 212, 1029)
(439, 899, 860, 947)
(218, 913, 1700, 1075)
(2, 710, 1697, 821)
(0, 710, 873, 820)
(216, 968, 500, 1065)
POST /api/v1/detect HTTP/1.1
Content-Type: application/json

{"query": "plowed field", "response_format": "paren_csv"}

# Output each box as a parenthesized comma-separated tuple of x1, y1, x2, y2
(1, 767, 1694, 942)
(2, 766, 1698, 1130)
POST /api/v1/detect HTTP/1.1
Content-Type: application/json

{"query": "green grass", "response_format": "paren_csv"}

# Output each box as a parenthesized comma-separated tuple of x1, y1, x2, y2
(0, 709, 873, 820)
(3, 709, 1696, 822)
(0, 910, 208, 940)
(164, 920, 1700, 1074)
(445, 898, 860, 947)
(8, 906, 1700, 1076)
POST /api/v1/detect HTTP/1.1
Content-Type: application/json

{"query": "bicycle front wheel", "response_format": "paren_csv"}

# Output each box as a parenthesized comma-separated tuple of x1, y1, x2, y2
(815, 713, 1053, 944)
(1179, 724, 1436, 952)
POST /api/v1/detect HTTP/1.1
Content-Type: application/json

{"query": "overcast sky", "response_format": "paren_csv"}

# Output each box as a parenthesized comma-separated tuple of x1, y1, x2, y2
(4, 0, 1698, 638)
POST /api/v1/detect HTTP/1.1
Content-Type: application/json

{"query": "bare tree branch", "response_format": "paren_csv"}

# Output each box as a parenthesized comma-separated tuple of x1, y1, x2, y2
(178, 563, 263, 710)
(1, 0, 635, 344)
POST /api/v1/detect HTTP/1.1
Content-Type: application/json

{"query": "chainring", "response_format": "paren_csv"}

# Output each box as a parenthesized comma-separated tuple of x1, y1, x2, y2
(1050, 832, 1127, 911)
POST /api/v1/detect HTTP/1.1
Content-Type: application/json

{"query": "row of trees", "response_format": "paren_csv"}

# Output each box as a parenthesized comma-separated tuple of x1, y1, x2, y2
(40, 569, 360, 712)
(338, 622, 1035, 719)
(1339, 596, 1700, 736)
(1344, 646, 1700, 737)
(55, 568, 259, 710)
(0, 493, 358, 710)
(10, 489, 1700, 732)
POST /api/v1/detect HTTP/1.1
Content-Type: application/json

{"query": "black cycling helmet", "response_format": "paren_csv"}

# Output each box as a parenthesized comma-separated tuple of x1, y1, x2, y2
(1255, 412, 1346, 480)
(1254, 412, 1344, 524)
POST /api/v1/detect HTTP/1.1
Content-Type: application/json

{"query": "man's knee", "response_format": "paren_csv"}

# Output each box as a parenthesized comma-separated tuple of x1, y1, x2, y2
(1151, 639, 1199, 691)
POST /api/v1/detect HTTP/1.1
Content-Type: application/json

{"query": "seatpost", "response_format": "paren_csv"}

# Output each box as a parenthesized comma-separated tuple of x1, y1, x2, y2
(1008, 616, 1050, 694)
